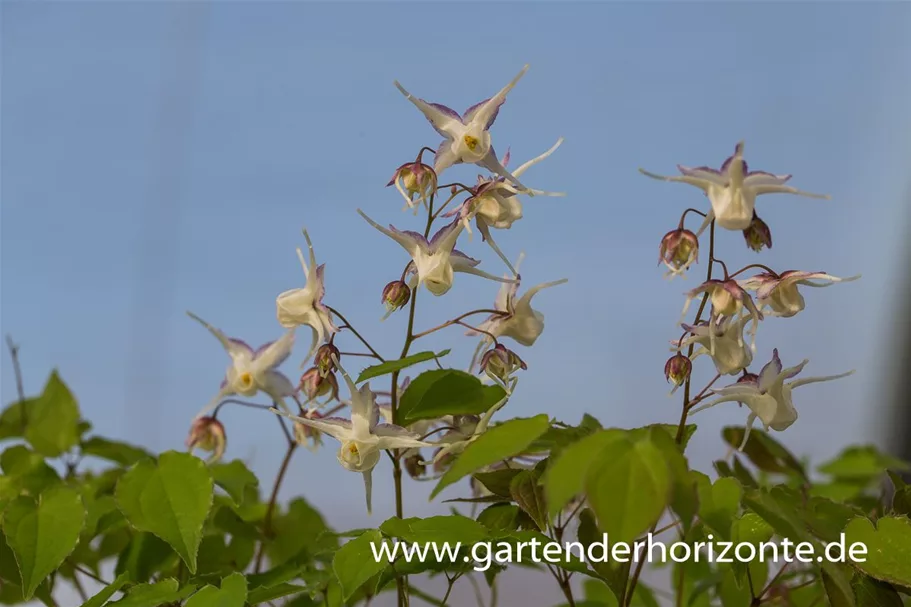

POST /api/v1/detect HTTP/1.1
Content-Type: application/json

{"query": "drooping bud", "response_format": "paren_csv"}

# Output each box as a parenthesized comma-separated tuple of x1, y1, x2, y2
(299, 367, 339, 402)
(388, 160, 437, 212)
(382, 280, 411, 317)
(314, 343, 341, 377)
(664, 353, 692, 392)
(432, 447, 455, 473)
(737, 371, 759, 384)
(659, 228, 699, 277)
(451, 414, 481, 436)
(293, 410, 324, 451)
(404, 453, 426, 479)
(478, 344, 527, 384)
(742, 212, 772, 252)
(186, 417, 226, 463)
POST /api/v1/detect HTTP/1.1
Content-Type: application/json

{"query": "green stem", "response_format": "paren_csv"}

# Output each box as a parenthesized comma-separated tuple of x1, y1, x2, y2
(627, 223, 716, 607)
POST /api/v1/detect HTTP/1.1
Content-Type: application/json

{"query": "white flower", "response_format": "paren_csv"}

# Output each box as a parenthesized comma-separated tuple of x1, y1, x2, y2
(639, 141, 830, 234)
(689, 349, 854, 450)
(187, 312, 296, 418)
(394, 65, 531, 190)
(444, 139, 566, 273)
(276, 229, 339, 363)
(358, 211, 513, 296)
(674, 316, 754, 377)
(272, 358, 430, 514)
(473, 254, 567, 347)
(738, 270, 861, 318)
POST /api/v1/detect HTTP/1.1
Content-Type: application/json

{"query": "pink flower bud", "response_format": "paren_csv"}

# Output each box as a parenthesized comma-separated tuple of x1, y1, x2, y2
(742, 212, 772, 252)
(659, 228, 699, 277)
(479, 344, 527, 383)
(293, 410, 324, 450)
(382, 280, 411, 314)
(404, 453, 425, 479)
(388, 161, 437, 210)
(664, 353, 692, 388)
(299, 367, 339, 402)
(314, 343, 341, 377)
(186, 417, 226, 463)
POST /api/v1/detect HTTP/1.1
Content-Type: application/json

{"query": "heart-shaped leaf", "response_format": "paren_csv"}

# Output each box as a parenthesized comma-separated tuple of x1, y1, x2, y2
(2, 486, 85, 599)
(115, 451, 213, 573)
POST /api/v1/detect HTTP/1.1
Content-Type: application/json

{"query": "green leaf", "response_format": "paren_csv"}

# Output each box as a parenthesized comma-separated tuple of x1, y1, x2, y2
(544, 429, 629, 515)
(648, 427, 697, 531)
(332, 530, 387, 601)
(722, 426, 806, 479)
(631, 423, 697, 450)
(115, 451, 213, 574)
(356, 350, 450, 383)
(843, 516, 911, 587)
(431, 415, 551, 499)
(853, 575, 903, 607)
(107, 579, 196, 606)
(2, 486, 86, 599)
(473, 468, 523, 498)
(577, 508, 631, 600)
(184, 572, 247, 607)
(0, 398, 34, 441)
(819, 446, 909, 481)
(79, 572, 130, 607)
(477, 504, 521, 532)
(399, 369, 507, 425)
(210, 460, 258, 506)
(0, 445, 62, 499)
(583, 579, 619, 606)
(267, 497, 336, 566)
(587, 435, 670, 546)
(80, 437, 152, 466)
(509, 469, 548, 531)
(697, 476, 742, 541)
(380, 515, 488, 544)
(744, 489, 855, 605)
(114, 531, 175, 583)
(24, 371, 81, 457)
(247, 582, 307, 604)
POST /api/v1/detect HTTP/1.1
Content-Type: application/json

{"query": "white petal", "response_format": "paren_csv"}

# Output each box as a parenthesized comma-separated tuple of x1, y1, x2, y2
(357, 209, 424, 256)
(513, 137, 564, 178)
(393, 81, 462, 138)
(639, 168, 714, 192)
(271, 407, 355, 443)
(187, 311, 253, 363)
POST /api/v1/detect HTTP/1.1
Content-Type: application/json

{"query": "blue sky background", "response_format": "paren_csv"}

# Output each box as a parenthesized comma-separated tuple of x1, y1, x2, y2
(2, 2, 910, 605)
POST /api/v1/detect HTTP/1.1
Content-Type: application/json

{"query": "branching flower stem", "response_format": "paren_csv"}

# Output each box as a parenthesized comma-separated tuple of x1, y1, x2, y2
(388, 183, 441, 607)
(625, 222, 716, 607)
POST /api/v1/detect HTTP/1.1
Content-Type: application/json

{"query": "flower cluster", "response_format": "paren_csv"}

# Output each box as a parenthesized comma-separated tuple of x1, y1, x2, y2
(184, 65, 566, 512)
(643, 141, 860, 448)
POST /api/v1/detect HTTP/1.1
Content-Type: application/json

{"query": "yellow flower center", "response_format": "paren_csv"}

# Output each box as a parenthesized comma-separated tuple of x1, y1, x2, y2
(463, 135, 479, 151)
(348, 443, 359, 455)
(239, 372, 253, 387)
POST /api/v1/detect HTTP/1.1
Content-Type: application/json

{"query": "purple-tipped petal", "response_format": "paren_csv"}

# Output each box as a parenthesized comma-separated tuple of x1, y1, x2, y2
(677, 164, 722, 177)
(450, 249, 481, 267)
(229, 338, 254, 356)
(463, 97, 502, 130)
(253, 341, 275, 359)
(388, 225, 430, 248)
(720, 142, 747, 175)
(428, 217, 462, 249)
(747, 170, 792, 183)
